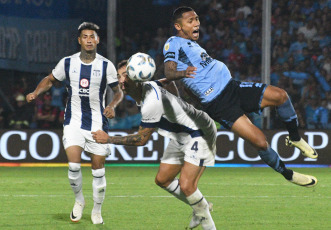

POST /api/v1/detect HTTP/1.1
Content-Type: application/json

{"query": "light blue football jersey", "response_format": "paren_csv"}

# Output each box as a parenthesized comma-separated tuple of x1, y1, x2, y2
(163, 36, 232, 104)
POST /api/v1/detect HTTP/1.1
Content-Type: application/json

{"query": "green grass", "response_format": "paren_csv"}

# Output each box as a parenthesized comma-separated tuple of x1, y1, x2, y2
(0, 167, 330, 230)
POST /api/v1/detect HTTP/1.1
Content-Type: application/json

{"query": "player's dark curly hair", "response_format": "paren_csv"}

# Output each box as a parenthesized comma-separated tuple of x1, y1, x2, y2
(78, 22, 100, 35)
(172, 6, 194, 23)
(117, 60, 128, 70)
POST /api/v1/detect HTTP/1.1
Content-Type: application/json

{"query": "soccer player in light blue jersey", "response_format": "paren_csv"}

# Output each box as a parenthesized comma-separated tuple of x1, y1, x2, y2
(163, 6, 318, 188)
(27, 22, 123, 225)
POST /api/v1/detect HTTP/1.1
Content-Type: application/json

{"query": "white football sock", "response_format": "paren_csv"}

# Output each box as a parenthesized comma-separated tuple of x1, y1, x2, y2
(92, 168, 106, 213)
(68, 162, 84, 204)
(164, 178, 189, 204)
(187, 189, 215, 229)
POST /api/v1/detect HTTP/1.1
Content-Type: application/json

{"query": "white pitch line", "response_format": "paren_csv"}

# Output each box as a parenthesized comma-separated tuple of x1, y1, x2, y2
(0, 194, 330, 199)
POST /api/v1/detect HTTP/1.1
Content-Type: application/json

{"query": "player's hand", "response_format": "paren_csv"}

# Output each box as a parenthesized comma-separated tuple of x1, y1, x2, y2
(92, 130, 109, 144)
(184, 66, 197, 78)
(104, 106, 115, 119)
(26, 92, 37, 103)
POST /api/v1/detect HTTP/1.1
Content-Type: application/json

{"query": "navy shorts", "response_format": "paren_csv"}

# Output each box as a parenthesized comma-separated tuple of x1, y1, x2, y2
(203, 79, 267, 129)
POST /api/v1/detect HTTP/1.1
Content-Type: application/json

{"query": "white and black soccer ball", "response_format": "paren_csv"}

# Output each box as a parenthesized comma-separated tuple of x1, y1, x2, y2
(126, 52, 156, 82)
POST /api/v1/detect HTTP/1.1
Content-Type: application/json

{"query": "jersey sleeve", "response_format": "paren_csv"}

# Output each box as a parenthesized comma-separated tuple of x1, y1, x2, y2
(163, 38, 179, 63)
(52, 58, 66, 81)
(140, 84, 163, 128)
(106, 61, 119, 88)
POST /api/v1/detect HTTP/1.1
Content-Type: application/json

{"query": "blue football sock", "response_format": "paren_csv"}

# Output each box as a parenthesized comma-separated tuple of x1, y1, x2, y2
(276, 98, 300, 141)
(258, 147, 286, 174)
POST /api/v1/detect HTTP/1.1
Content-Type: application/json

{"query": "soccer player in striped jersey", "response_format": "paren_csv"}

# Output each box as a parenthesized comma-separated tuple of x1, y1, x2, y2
(163, 6, 317, 188)
(26, 22, 123, 224)
(92, 60, 217, 229)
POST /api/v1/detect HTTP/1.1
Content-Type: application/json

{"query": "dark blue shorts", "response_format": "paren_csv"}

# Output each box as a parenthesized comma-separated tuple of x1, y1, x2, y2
(203, 79, 267, 129)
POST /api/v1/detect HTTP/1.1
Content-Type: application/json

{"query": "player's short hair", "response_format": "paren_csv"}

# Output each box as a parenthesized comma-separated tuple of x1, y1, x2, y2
(172, 6, 194, 23)
(78, 22, 100, 36)
(117, 60, 128, 70)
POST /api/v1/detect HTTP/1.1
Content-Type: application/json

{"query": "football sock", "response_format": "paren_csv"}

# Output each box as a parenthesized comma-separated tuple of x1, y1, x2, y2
(164, 178, 188, 204)
(186, 189, 215, 228)
(92, 168, 106, 213)
(258, 147, 286, 174)
(68, 162, 84, 203)
(276, 98, 300, 141)
(284, 119, 301, 141)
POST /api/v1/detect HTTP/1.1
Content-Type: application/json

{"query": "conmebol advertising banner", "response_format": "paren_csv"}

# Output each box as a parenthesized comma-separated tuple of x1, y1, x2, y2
(0, 129, 330, 165)
(0, 16, 79, 72)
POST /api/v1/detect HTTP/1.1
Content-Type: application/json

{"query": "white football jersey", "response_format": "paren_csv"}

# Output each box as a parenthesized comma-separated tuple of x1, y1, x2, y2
(52, 52, 118, 131)
(139, 81, 216, 145)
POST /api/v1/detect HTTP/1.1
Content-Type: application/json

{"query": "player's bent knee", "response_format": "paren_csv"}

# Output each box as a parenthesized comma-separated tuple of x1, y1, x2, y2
(155, 175, 168, 188)
(275, 88, 288, 105)
(179, 179, 196, 196)
(255, 140, 268, 151)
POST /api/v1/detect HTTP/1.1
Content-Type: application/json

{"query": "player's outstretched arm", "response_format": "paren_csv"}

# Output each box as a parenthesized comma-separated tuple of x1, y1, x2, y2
(104, 85, 123, 119)
(26, 74, 57, 103)
(92, 126, 155, 146)
(164, 61, 196, 80)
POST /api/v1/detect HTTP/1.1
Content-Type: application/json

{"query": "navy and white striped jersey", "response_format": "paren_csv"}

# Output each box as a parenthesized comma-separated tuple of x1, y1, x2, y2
(52, 52, 118, 132)
(139, 81, 216, 145)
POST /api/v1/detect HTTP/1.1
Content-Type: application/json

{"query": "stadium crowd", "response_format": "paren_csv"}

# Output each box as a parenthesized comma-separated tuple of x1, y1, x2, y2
(0, 0, 330, 130)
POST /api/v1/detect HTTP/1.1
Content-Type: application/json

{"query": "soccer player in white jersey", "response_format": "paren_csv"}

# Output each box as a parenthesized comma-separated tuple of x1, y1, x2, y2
(92, 60, 217, 230)
(26, 22, 123, 225)
(163, 6, 317, 187)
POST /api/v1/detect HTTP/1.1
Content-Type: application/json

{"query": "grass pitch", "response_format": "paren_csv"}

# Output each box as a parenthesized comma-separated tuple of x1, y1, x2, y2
(0, 166, 330, 230)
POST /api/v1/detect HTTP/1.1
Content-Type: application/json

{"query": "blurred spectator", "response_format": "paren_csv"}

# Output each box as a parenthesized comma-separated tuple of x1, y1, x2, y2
(304, 97, 319, 129)
(51, 81, 66, 110)
(297, 19, 317, 41)
(9, 94, 32, 129)
(36, 93, 58, 129)
(236, 0, 252, 18)
(313, 98, 329, 129)
(288, 33, 307, 60)
(228, 45, 245, 70)
(109, 95, 141, 129)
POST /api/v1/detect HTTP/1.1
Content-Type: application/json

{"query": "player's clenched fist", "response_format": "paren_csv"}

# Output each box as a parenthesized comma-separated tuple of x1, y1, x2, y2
(26, 92, 37, 103)
(103, 106, 115, 119)
(92, 130, 109, 144)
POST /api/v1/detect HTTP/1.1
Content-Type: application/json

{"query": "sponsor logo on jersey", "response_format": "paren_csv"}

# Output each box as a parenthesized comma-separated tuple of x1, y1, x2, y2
(93, 69, 101, 77)
(204, 87, 214, 96)
(71, 68, 78, 73)
(79, 88, 90, 94)
(200, 52, 213, 68)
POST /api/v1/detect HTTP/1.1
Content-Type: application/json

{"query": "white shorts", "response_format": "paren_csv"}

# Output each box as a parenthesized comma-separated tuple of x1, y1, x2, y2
(62, 125, 111, 156)
(161, 137, 215, 167)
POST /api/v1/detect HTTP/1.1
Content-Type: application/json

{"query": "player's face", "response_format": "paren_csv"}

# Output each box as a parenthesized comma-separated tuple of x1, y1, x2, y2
(117, 65, 134, 95)
(175, 11, 200, 41)
(78, 29, 99, 52)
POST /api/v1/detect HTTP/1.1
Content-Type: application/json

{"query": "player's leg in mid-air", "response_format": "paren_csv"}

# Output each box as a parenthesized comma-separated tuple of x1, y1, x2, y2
(261, 85, 318, 159)
(232, 115, 317, 187)
(155, 139, 216, 230)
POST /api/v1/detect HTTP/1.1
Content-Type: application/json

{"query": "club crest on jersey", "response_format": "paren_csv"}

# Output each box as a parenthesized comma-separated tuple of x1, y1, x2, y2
(164, 43, 170, 51)
(80, 78, 89, 88)
(93, 69, 101, 77)
(200, 52, 213, 68)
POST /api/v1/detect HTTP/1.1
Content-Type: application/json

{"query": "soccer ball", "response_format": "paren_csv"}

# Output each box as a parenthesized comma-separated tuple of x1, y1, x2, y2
(126, 52, 156, 82)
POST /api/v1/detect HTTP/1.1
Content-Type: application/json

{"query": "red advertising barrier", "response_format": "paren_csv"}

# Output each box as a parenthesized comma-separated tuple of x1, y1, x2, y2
(0, 129, 330, 165)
